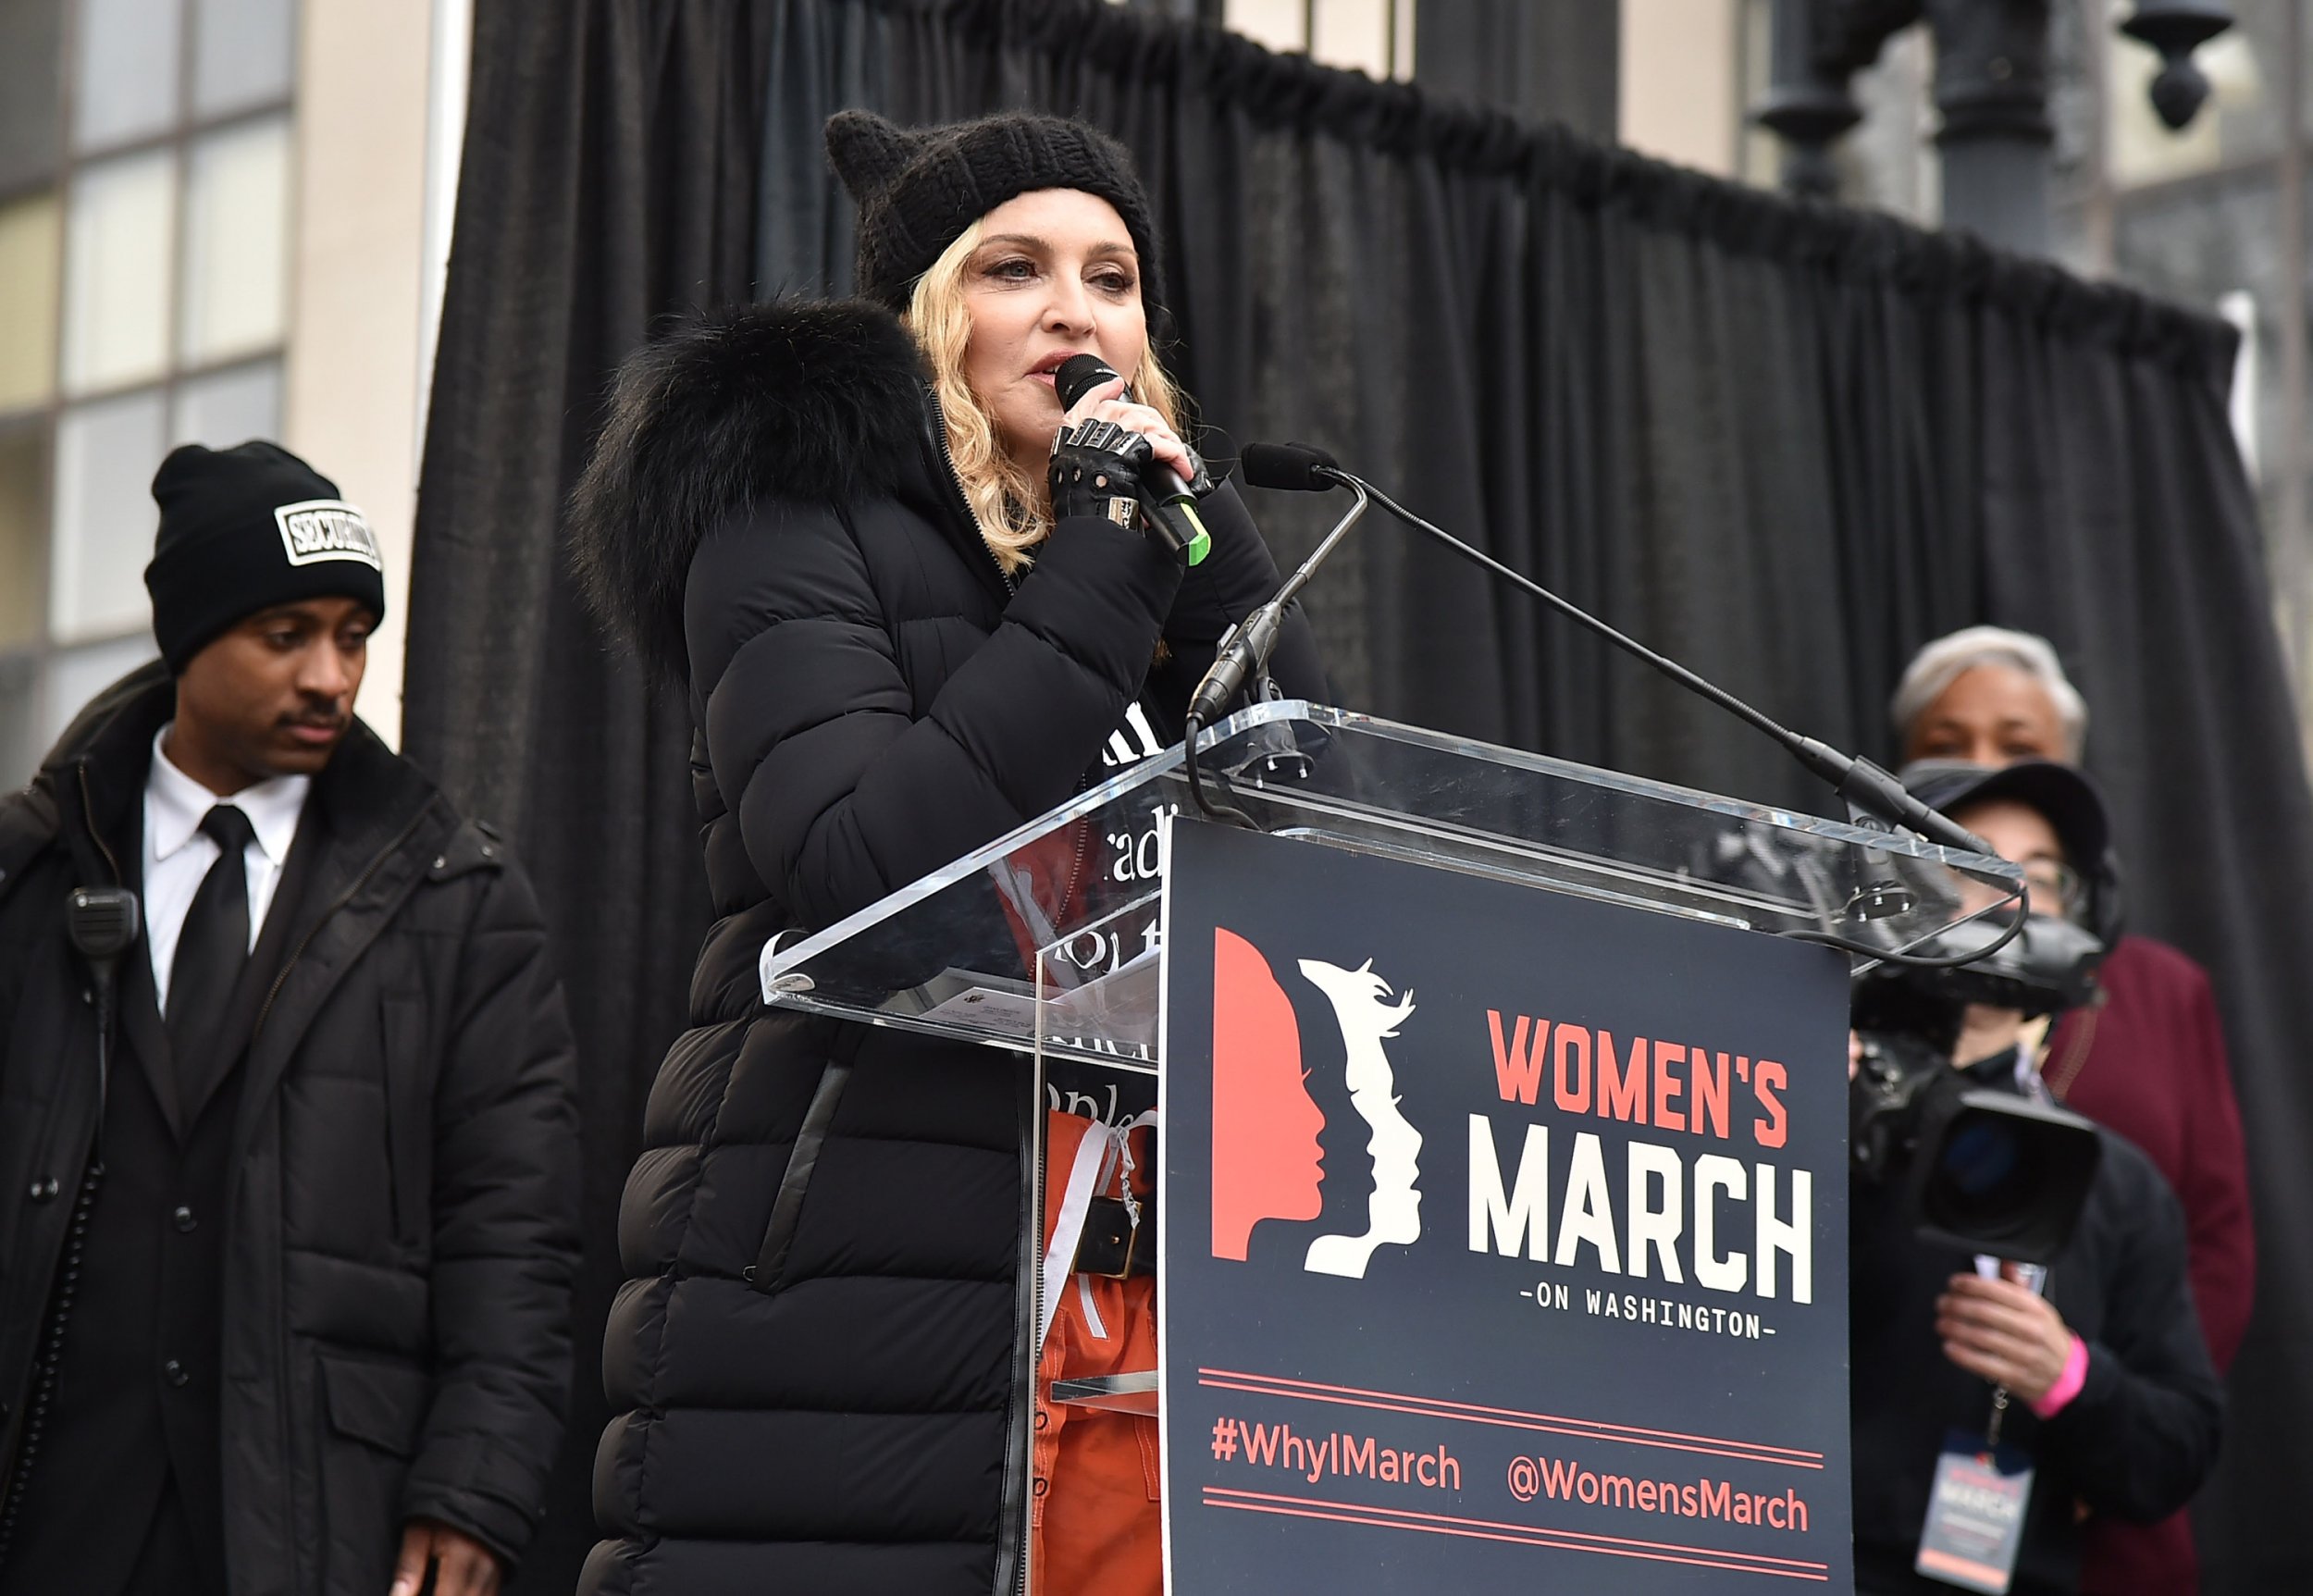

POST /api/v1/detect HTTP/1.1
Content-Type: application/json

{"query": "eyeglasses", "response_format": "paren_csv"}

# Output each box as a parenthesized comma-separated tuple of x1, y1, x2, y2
(2022, 861, 2084, 917)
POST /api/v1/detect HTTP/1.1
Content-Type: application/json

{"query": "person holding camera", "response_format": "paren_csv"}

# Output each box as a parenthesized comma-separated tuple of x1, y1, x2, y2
(1892, 626, 2252, 1596)
(1848, 761, 2221, 1596)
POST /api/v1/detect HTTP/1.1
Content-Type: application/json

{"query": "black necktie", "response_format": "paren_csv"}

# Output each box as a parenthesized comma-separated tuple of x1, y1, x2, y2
(166, 805, 257, 1070)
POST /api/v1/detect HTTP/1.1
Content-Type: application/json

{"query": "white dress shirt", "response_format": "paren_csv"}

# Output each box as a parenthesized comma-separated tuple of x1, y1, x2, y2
(144, 724, 312, 1011)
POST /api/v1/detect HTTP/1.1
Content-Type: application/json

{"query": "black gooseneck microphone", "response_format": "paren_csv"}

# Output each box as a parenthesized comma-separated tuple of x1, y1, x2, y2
(1054, 354, 1211, 565)
(1185, 470, 1367, 727)
(1173, 461, 1368, 826)
(1227, 441, 1996, 860)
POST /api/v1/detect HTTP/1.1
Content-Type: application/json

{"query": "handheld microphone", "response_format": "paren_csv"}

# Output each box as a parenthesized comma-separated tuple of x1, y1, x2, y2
(1239, 442, 1993, 859)
(1055, 354, 1211, 566)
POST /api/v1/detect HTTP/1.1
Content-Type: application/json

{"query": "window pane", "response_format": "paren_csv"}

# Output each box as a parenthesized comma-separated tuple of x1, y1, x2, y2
(180, 118, 290, 365)
(74, 0, 184, 153)
(172, 359, 282, 449)
(194, 0, 296, 118)
(63, 150, 178, 396)
(42, 632, 158, 749)
(0, 194, 62, 413)
(0, 0, 65, 192)
(1228, 0, 1308, 53)
(1312, 0, 1391, 77)
(0, 429, 46, 647)
(52, 389, 166, 642)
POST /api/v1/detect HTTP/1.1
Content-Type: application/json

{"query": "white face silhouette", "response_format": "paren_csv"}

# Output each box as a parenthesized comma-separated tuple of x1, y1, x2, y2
(1297, 959, 1423, 1281)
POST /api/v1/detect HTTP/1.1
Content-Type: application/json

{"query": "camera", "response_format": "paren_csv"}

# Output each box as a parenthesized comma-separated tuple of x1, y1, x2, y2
(1849, 909, 2106, 1264)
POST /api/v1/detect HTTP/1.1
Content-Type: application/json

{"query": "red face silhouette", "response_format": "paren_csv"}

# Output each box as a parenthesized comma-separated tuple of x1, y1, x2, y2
(1211, 927, 1327, 1260)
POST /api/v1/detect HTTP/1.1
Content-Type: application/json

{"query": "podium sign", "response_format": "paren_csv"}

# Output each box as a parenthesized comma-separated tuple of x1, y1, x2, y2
(754, 701, 2020, 1593)
(1159, 820, 1855, 1592)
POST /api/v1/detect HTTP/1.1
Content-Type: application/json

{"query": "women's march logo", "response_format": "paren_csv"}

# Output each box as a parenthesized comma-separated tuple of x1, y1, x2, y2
(1210, 927, 1424, 1279)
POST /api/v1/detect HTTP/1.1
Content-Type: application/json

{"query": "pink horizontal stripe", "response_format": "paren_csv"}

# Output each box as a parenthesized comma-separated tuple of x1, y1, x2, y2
(1196, 1367, 1824, 1470)
(1196, 1378, 1820, 1471)
(1201, 1490, 1827, 1583)
(1206, 1486, 1829, 1572)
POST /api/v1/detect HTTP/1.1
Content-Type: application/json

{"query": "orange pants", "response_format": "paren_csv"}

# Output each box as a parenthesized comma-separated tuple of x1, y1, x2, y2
(1033, 1115, 1161, 1596)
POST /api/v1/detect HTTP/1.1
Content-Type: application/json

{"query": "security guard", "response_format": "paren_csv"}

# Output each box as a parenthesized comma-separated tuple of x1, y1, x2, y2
(0, 442, 580, 1596)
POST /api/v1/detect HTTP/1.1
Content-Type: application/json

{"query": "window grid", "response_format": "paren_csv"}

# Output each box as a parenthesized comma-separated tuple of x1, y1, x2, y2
(1222, 0, 1413, 80)
(0, 0, 294, 783)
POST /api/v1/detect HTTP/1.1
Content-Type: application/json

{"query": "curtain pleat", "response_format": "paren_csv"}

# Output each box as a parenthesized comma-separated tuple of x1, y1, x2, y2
(405, 3, 800, 1585)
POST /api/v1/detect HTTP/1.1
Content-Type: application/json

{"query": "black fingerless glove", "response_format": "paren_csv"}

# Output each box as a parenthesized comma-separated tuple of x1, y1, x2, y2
(1050, 419, 1155, 526)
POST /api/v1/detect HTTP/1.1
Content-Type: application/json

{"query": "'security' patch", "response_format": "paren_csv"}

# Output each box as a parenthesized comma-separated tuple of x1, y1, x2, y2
(274, 499, 381, 570)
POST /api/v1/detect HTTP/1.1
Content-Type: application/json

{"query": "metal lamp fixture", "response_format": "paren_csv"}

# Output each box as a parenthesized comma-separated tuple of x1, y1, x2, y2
(2120, 0, 2237, 130)
(1751, 0, 2240, 254)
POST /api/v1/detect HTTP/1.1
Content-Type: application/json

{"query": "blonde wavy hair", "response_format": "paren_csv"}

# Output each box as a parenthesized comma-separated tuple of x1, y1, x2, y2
(907, 218, 1184, 575)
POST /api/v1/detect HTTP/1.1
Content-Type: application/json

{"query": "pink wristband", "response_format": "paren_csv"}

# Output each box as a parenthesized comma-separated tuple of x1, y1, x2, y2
(2031, 1334, 2089, 1418)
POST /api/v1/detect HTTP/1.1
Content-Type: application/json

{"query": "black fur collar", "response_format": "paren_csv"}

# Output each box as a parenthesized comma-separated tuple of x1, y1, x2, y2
(568, 298, 932, 680)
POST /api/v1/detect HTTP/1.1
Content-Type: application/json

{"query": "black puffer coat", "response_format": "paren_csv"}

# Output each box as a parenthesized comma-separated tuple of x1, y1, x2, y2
(572, 300, 1320, 1594)
(0, 664, 580, 1594)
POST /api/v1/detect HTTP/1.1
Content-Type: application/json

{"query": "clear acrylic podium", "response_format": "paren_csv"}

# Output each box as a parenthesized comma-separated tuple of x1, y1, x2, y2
(758, 699, 2023, 1062)
(755, 700, 2021, 1577)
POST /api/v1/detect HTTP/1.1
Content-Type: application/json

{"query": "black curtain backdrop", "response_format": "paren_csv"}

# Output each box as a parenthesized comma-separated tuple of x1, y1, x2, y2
(409, 1, 2313, 1589)
(402, 2, 779, 1583)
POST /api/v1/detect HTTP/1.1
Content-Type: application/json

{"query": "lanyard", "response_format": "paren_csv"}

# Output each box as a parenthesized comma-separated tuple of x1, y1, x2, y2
(1979, 1258, 2048, 1448)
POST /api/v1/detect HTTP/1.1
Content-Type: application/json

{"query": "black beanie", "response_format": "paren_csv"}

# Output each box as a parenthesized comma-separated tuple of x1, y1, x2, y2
(143, 441, 388, 672)
(824, 109, 1167, 324)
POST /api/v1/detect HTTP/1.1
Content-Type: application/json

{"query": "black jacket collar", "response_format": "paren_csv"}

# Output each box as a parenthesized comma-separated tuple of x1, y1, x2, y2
(19, 662, 453, 1141)
(566, 296, 1011, 679)
(902, 391, 1015, 606)
(1956, 1045, 2029, 1094)
(33, 661, 443, 897)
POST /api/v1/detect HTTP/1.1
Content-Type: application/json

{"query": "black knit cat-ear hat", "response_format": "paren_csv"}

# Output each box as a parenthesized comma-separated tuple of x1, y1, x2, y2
(824, 109, 1166, 325)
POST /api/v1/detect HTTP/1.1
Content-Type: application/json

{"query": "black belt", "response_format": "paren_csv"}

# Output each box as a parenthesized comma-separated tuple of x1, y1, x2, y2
(1070, 1195, 1156, 1278)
